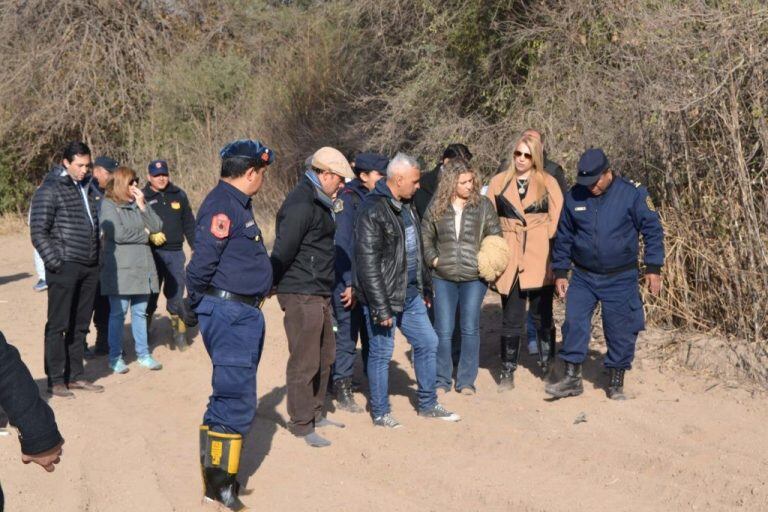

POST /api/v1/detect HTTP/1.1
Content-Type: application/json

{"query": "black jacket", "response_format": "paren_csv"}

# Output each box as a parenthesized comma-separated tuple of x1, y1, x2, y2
(271, 175, 336, 296)
(30, 166, 100, 271)
(0, 331, 63, 455)
(412, 163, 441, 219)
(355, 180, 431, 323)
(143, 183, 195, 251)
(544, 155, 567, 196)
(422, 196, 502, 282)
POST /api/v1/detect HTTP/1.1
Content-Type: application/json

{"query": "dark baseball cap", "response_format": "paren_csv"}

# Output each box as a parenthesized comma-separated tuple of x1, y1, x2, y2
(219, 139, 275, 166)
(148, 159, 169, 176)
(576, 148, 610, 186)
(94, 156, 119, 173)
(354, 152, 389, 174)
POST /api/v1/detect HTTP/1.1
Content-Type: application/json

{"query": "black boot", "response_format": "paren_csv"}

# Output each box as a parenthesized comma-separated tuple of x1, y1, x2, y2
(607, 368, 626, 400)
(334, 378, 363, 413)
(544, 362, 583, 399)
(536, 327, 557, 374)
(201, 428, 246, 511)
(497, 336, 521, 392)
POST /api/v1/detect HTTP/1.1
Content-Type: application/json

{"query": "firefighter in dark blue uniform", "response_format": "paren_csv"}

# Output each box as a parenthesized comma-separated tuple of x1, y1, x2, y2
(546, 148, 664, 400)
(331, 152, 388, 412)
(186, 139, 274, 511)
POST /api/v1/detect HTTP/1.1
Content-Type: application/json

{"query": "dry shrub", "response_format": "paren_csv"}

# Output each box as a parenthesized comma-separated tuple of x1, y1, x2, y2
(349, 0, 767, 380)
(0, 0, 765, 379)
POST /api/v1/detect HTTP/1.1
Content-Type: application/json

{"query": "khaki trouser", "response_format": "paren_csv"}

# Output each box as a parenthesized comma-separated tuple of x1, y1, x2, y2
(277, 294, 336, 436)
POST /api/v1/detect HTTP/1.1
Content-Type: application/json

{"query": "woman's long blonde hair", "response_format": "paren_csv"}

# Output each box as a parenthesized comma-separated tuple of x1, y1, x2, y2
(427, 157, 481, 220)
(105, 167, 137, 205)
(501, 134, 548, 206)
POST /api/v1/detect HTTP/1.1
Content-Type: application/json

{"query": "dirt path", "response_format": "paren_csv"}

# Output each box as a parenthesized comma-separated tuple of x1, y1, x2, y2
(0, 232, 766, 511)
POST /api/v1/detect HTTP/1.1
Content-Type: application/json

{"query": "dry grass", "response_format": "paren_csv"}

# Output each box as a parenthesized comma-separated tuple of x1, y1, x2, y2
(0, 0, 765, 379)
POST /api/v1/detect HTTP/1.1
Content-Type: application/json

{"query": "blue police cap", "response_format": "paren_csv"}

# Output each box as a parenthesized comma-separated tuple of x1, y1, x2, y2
(148, 159, 169, 176)
(94, 156, 119, 173)
(354, 152, 389, 174)
(219, 139, 275, 166)
(577, 148, 610, 186)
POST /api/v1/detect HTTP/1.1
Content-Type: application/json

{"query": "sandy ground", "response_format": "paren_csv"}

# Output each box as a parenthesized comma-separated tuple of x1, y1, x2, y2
(0, 232, 766, 512)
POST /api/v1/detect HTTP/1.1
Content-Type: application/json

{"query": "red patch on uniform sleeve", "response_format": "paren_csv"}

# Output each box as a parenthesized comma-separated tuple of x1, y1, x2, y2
(210, 213, 231, 239)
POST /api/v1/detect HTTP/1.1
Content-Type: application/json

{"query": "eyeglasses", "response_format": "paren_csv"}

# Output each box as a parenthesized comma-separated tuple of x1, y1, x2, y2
(130, 178, 139, 186)
(513, 150, 532, 160)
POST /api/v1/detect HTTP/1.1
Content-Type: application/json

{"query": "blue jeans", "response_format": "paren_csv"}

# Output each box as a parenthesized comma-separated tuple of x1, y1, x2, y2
(364, 295, 438, 418)
(432, 277, 487, 391)
(526, 313, 537, 344)
(108, 295, 150, 363)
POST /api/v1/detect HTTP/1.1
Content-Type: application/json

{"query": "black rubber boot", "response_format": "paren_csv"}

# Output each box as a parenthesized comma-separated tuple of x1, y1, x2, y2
(544, 362, 584, 399)
(536, 327, 557, 374)
(607, 368, 627, 400)
(171, 315, 189, 352)
(201, 428, 246, 511)
(334, 378, 363, 413)
(497, 336, 521, 392)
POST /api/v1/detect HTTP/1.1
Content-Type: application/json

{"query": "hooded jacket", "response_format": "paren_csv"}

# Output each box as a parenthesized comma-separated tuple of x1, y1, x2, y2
(271, 174, 336, 296)
(355, 180, 431, 323)
(30, 166, 100, 271)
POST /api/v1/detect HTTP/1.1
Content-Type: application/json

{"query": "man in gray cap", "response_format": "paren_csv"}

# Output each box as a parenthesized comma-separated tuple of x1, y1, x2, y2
(271, 146, 353, 448)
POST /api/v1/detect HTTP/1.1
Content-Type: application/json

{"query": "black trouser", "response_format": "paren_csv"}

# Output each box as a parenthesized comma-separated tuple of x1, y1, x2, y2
(501, 281, 554, 338)
(44, 262, 99, 386)
(92, 284, 110, 348)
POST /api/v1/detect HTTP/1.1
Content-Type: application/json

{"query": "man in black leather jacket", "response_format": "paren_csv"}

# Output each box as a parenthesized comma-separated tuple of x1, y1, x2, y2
(355, 153, 460, 428)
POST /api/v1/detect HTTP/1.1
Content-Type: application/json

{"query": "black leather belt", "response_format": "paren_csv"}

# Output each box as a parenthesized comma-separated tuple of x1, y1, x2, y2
(205, 287, 265, 308)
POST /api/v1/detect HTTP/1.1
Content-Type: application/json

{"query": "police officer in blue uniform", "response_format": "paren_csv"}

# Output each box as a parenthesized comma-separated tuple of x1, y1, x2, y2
(186, 139, 274, 511)
(331, 152, 388, 412)
(546, 148, 664, 400)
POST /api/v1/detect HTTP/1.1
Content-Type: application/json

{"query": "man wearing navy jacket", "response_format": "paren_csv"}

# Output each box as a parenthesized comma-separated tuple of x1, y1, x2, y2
(331, 152, 387, 412)
(546, 148, 664, 400)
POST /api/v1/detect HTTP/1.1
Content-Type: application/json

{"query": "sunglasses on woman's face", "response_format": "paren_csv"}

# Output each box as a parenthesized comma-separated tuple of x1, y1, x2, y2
(130, 179, 139, 186)
(514, 150, 532, 160)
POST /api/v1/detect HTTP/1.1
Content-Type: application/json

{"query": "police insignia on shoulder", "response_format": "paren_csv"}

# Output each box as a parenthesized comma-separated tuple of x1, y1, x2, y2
(646, 196, 656, 211)
(210, 213, 231, 239)
(333, 199, 344, 213)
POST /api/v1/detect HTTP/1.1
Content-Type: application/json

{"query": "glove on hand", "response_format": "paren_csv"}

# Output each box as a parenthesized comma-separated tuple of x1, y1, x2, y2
(149, 232, 167, 246)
